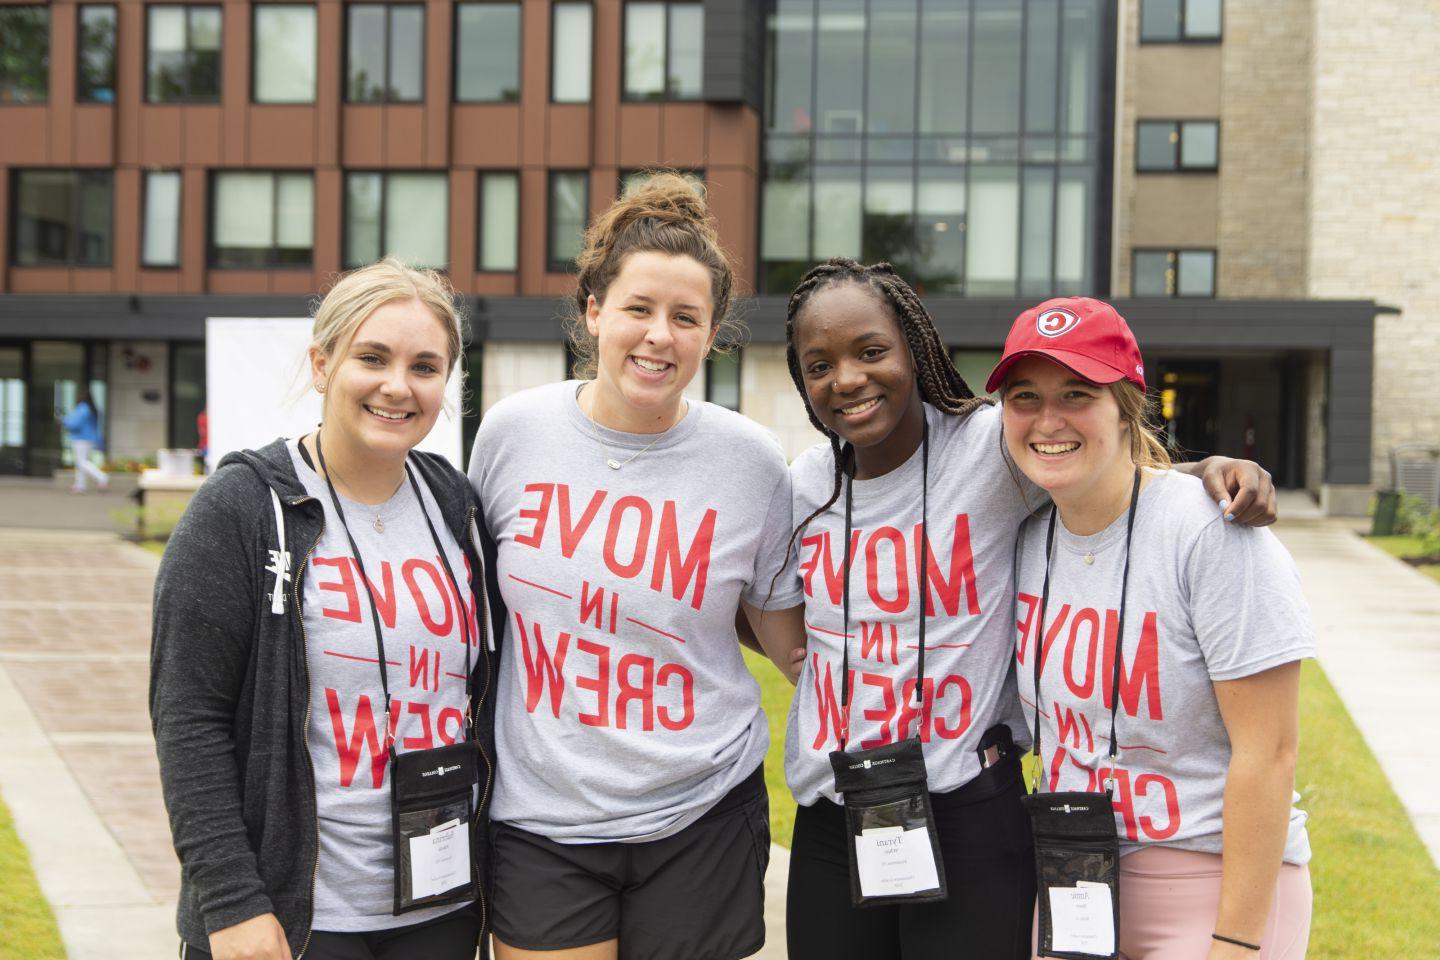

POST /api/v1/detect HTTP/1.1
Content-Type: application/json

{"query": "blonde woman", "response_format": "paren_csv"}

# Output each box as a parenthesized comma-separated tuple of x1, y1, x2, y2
(152, 260, 494, 960)
(991, 298, 1314, 960)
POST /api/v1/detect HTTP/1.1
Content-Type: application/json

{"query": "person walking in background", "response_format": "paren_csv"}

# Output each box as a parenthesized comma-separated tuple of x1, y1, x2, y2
(62, 386, 108, 493)
(990, 298, 1314, 960)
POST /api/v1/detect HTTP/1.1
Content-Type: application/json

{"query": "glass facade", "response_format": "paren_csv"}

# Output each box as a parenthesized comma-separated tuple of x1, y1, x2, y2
(761, 0, 1111, 297)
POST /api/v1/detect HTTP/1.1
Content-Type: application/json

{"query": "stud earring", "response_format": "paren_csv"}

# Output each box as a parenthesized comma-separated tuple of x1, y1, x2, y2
(316, 381, 326, 393)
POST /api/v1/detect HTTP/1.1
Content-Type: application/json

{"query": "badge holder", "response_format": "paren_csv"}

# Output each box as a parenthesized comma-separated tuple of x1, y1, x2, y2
(1021, 469, 1140, 960)
(317, 433, 483, 915)
(827, 422, 948, 908)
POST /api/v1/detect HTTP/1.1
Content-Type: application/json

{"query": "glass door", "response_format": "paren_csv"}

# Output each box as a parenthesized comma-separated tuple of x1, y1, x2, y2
(0, 345, 26, 475)
(27, 341, 87, 477)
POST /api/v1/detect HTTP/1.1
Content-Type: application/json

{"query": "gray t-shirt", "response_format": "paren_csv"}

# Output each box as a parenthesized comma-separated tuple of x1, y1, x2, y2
(288, 440, 479, 931)
(469, 381, 803, 843)
(1014, 469, 1314, 864)
(785, 402, 1045, 806)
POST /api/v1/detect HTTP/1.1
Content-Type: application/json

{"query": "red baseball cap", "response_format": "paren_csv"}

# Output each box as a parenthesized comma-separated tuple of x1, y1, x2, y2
(984, 297, 1146, 394)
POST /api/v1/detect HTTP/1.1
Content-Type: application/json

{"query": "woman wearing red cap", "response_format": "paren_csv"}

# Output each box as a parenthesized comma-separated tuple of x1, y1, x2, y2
(992, 298, 1314, 960)
(776, 258, 1279, 960)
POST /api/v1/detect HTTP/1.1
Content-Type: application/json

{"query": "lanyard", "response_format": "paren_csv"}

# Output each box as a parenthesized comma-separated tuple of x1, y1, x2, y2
(1030, 467, 1141, 795)
(838, 417, 929, 750)
(314, 430, 474, 760)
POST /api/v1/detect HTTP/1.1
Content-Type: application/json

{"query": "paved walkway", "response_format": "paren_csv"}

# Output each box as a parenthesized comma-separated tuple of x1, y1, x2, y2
(2, 497, 1436, 959)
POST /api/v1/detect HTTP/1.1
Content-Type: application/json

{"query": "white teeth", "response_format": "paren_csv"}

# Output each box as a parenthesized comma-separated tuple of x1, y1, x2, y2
(632, 357, 669, 372)
(366, 406, 410, 421)
(840, 397, 880, 416)
(1033, 442, 1080, 454)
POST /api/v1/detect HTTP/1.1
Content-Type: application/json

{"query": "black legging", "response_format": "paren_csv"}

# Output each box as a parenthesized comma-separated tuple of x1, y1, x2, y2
(786, 757, 1035, 960)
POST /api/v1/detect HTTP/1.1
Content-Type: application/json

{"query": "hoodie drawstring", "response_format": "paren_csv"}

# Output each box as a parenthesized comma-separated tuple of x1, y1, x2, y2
(270, 487, 287, 615)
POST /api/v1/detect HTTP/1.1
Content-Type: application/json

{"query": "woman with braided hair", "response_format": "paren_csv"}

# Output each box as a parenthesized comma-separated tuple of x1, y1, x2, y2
(467, 173, 805, 960)
(778, 258, 1277, 959)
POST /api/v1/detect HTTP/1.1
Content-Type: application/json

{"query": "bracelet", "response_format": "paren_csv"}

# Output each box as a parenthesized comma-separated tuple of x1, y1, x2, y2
(1212, 933, 1261, 951)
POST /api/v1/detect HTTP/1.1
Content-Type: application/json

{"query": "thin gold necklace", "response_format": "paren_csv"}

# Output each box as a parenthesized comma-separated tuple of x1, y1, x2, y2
(581, 387, 684, 470)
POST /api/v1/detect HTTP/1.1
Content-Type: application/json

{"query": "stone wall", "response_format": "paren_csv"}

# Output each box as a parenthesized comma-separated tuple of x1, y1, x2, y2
(1217, 0, 1312, 297)
(1309, 1, 1440, 487)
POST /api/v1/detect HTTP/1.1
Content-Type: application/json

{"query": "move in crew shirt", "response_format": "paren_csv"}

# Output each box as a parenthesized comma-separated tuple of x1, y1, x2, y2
(469, 381, 803, 843)
(1014, 469, 1314, 863)
(288, 441, 479, 931)
(786, 402, 1044, 806)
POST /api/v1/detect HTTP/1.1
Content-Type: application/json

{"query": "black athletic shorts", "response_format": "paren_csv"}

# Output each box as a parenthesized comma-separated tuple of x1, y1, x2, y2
(785, 747, 1035, 960)
(490, 764, 769, 960)
(180, 903, 481, 960)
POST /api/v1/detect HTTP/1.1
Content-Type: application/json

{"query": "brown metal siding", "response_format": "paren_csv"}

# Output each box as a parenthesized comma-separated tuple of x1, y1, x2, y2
(0, 0, 762, 297)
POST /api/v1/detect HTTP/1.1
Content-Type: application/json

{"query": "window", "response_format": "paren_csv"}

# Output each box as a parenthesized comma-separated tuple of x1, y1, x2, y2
(345, 172, 449, 268)
(0, 6, 49, 103)
(147, 6, 222, 102)
(477, 172, 519, 271)
(455, 3, 520, 102)
(12, 170, 113, 266)
(623, 2, 703, 100)
(346, 4, 423, 102)
(1139, 0, 1221, 43)
(142, 171, 182, 267)
(77, 6, 117, 103)
(210, 172, 314, 267)
(705, 351, 740, 411)
(949, 349, 1002, 397)
(548, 172, 588, 271)
(551, 2, 592, 103)
(1136, 120, 1218, 171)
(620, 169, 705, 198)
(1132, 249, 1215, 297)
(253, 5, 316, 103)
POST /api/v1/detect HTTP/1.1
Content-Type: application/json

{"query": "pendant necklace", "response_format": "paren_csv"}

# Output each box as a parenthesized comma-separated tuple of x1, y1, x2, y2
(316, 432, 405, 532)
(582, 388, 681, 470)
(1083, 552, 1096, 565)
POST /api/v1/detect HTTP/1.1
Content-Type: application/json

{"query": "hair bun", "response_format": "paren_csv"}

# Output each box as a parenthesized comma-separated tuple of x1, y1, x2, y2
(611, 172, 713, 237)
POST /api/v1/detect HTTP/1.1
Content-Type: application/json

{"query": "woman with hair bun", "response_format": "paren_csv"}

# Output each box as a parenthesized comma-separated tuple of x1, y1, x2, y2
(468, 173, 805, 960)
(152, 259, 493, 960)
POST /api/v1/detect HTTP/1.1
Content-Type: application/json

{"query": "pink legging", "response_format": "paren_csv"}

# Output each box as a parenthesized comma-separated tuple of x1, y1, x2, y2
(1033, 846, 1312, 960)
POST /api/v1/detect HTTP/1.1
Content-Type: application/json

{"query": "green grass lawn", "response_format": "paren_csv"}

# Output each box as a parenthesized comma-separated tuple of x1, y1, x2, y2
(0, 790, 66, 960)
(742, 652, 1440, 956)
(1366, 534, 1440, 583)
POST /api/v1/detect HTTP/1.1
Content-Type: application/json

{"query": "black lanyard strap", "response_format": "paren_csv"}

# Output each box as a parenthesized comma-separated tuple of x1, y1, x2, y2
(314, 430, 474, 758)
(839, 416, 930, 749)
(1030, 467, 1141, 794)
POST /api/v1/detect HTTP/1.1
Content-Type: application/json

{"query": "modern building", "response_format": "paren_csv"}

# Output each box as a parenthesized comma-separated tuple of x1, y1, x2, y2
(0, 0, 1430, 512)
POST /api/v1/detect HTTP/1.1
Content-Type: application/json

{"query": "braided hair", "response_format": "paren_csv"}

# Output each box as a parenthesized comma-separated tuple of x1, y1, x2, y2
(785, 257, 993, 542)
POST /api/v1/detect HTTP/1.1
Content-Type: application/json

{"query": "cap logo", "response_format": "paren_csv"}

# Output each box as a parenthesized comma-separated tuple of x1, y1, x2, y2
(1036, 308, 1080, 339)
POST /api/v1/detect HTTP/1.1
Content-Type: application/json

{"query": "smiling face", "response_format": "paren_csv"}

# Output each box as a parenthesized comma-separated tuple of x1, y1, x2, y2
(793, 282, 924, 474)
(310, 296, 451, 462)
(585, 250, 716, 429)
(1000, 355, 1131, 500)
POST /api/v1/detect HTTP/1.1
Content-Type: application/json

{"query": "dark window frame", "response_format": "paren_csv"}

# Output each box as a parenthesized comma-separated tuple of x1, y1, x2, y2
(1138, 0, 1223, 44)
(547, 170, 589, 273)
(620, 0, 704, 103)
(144, 4, 224, 103)
(76, 4, 118, 104)
(549, 0, 593, 104)
(1131, 247, 1217, 298)
(9, 168, 115, 267)
(704, 349, 742, 412)
(343, 2, 426, 104)
(0, 5, 52, 105)
(207, 170, 316, 269)
(1135, 119, 1220, 172)
(141, 169, 183, 269)
(250, 3, 318, 105)
(452, 1, 522, 103)
(341, 169, 452, 269)
(476, 169, 520, 273)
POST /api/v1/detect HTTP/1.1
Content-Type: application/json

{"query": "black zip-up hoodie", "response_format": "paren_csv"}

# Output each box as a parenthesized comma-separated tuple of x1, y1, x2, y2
(149, 439, 496, 956)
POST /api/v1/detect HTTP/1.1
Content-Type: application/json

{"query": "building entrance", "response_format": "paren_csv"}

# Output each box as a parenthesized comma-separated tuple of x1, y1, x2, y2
(0, 340, 108, 477)
(0, 345, 25, 475)
(1158, 361, 1221, 461)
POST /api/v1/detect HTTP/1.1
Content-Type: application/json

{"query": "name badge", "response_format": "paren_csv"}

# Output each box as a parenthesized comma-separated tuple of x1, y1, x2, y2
(853, 825, 941, 898)
(1047, 882, 1116, 955)
(407, 818, 470, 901)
